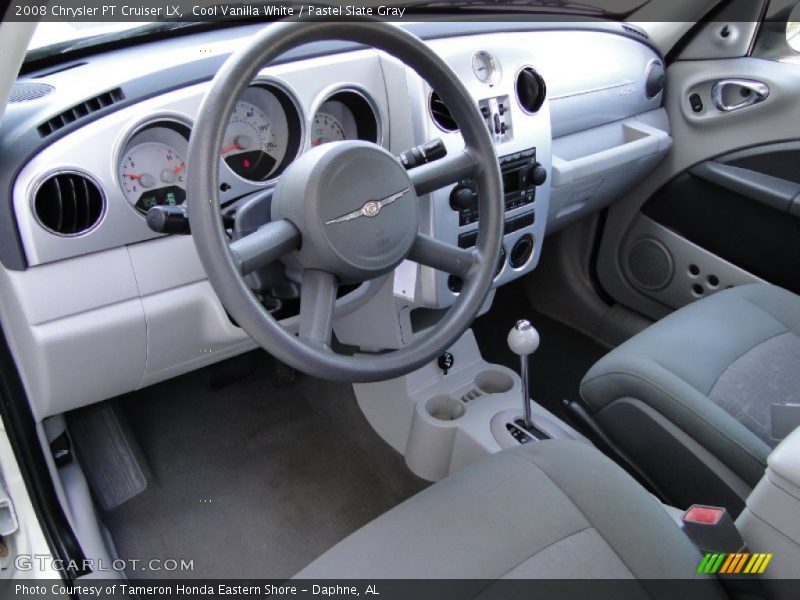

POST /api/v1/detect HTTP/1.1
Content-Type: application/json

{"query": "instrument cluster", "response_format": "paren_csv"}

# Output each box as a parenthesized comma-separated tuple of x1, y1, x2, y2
(116, 83, 380, 215)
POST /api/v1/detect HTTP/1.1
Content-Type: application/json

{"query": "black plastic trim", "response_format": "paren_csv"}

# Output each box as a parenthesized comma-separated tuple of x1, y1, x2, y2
(0, 324, 87, 580)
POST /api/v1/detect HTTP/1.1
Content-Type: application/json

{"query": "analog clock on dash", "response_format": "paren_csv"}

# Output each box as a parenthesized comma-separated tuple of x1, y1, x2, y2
(472, 51, 501, 85)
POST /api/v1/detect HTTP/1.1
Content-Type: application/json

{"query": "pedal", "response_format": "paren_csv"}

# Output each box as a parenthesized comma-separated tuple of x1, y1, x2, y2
(202, 352, 256, 390)
(67, 402, 149, 510)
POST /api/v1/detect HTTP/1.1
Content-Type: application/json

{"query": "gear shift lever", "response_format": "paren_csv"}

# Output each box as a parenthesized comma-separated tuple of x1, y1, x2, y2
(507, 320, 540, 431)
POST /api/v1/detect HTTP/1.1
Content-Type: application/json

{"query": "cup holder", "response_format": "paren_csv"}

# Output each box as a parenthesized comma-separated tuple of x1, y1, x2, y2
(474, 369, 514, 394)
(426, 395, 466, 421)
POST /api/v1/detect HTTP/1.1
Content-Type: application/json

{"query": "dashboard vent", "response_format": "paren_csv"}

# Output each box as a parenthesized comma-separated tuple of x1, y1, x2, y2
(37, 88, 124, 137)
(10, 82, 55, 103)
(429, 91, 458, 132)
(33, 172, 105, 236)
(622, 24, 649, 40)
(515, 67, 546, 114)
(645, 60, 666, 99)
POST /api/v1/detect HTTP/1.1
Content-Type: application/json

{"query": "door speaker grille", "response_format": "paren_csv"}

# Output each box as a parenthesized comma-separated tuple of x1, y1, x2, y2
(627, 238, 674, 290)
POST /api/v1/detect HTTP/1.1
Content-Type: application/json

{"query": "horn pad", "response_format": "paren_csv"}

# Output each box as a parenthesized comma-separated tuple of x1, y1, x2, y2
(272, 141, 418, 283)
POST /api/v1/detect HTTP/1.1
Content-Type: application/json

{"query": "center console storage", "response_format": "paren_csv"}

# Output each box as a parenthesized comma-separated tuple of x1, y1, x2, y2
(737, 427, 800, 588)
(353, 330, 589, 482)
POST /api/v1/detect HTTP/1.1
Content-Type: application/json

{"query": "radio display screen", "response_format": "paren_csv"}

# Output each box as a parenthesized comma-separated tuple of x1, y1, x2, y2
(503, 168, 526, 195)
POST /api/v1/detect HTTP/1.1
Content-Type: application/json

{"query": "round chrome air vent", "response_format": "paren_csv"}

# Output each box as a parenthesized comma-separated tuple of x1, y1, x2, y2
(515, 67, 546, 115)
(429, 90, 458, 132)
(32, 171, 105, 236)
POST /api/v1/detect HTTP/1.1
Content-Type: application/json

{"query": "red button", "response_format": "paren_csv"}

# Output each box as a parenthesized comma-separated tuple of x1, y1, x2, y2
(684, 505, 725, 525)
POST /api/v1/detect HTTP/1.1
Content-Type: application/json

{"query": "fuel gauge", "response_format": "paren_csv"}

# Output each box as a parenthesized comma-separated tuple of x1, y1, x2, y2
(117, 121, 190, 214)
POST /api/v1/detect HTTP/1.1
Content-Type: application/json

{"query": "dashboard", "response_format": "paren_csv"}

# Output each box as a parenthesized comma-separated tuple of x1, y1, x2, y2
(0, 22, 671, 419)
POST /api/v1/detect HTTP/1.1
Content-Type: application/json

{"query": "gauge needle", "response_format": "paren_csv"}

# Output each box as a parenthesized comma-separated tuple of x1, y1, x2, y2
(124, 173, 142, 180)
(220, 143, 240, 156)
(172, 162, 186, 174)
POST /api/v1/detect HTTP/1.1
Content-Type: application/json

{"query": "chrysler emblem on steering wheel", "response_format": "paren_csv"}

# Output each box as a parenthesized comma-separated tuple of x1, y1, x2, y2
(325, 188, 410, 225)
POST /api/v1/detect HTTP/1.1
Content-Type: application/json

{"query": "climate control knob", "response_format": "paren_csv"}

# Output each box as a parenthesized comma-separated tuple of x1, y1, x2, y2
(530, 163, 547, 187)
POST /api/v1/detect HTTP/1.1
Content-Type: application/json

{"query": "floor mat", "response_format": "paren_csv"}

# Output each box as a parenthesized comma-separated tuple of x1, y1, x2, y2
(473, 282, 608, 422)
(98, 352, 428, 579)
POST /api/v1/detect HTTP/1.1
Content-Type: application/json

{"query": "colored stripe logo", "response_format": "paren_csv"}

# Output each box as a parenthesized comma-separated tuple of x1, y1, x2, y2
(697, 552, 773, 574)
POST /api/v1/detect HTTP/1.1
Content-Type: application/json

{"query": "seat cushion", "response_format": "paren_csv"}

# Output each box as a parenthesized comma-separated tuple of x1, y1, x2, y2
(297, 440, 723, 598)
(581, 284, 800, 488)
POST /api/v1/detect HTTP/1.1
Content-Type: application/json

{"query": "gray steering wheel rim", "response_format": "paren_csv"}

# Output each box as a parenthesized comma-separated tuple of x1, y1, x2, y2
(187, 20, 503, 383)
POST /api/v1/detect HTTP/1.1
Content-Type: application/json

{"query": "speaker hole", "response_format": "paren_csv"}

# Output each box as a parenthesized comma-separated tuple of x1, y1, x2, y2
(707, 275, 719, 288)
(688, 264, 700, 277)
(692, 284, 704, 296)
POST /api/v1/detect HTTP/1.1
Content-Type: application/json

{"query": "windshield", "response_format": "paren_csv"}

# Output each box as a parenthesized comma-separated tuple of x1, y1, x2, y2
(28, 22, 148, 51)
(24, 0, 648, 63)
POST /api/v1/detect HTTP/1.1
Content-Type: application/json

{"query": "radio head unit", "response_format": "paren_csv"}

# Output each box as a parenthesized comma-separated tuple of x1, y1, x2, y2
(449, 147, 546, 227)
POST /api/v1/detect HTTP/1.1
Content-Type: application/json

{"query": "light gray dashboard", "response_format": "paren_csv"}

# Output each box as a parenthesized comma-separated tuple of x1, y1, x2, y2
(0, 23, 670, 418)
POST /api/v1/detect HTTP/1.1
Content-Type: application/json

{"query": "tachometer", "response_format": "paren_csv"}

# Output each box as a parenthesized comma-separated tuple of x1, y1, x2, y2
(310, 90, 379, 147)
(221, 100, 283, 181)
(118, 121, 190, 214)
(311, 112, 346, 146)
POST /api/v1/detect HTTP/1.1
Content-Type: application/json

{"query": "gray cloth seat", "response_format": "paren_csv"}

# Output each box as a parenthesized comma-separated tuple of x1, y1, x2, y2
(581, 283, 800, 512)
(298, 439, 723, 598)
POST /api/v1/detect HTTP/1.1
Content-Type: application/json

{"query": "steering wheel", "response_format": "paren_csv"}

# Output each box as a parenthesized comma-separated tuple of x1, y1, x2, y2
(187, 21, 503, 382)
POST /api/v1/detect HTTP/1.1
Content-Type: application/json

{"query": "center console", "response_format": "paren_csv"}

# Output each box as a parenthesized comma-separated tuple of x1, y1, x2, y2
(444, 147, 546, 294)
(352, 326, 590, 482)
(403, 34, 553, 310)
(737, 427, 800, 588)
(450, 147, 545, 228)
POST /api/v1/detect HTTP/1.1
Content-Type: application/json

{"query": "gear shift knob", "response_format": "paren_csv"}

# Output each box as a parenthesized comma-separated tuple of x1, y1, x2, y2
(507, 320, 540, 356)
(508, 320, 539, 432)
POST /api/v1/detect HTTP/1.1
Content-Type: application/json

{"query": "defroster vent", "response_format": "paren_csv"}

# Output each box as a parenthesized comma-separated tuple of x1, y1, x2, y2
(37, 88, 124, 137)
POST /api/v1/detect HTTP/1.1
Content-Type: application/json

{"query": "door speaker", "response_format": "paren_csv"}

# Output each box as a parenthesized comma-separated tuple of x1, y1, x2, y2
(626, 238, 674, 291)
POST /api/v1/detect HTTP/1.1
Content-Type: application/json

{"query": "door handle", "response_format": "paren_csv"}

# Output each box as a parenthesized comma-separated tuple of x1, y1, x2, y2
(711, 79, 769, 112)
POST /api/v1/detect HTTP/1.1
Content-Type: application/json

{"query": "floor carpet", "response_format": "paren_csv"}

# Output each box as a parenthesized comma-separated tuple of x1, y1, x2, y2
(94, 352, 428, 579)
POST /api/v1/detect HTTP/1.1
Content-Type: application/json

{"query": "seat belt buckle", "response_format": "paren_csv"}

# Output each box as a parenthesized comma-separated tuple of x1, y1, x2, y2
(682, 505, 745, 553)
(771, 403, 800, 441)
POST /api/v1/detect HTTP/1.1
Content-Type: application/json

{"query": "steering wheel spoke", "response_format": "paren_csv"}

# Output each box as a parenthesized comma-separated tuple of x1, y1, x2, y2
(408, 232, 478, 279)
(188, 21, 503, 382)
(409, 149, 477, 196)
(298, 269, 339, 346)
(228, 219, 300, 276)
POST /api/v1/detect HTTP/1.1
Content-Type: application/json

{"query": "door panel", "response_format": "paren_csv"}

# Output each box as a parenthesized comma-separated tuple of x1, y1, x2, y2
(642, 147, 800, 296)
(595, 24, 800, 320)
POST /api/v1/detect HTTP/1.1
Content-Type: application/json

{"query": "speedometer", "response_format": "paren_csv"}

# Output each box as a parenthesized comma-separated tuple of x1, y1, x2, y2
(221, 100, 283, 181)
(219, 84, 302, 183)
